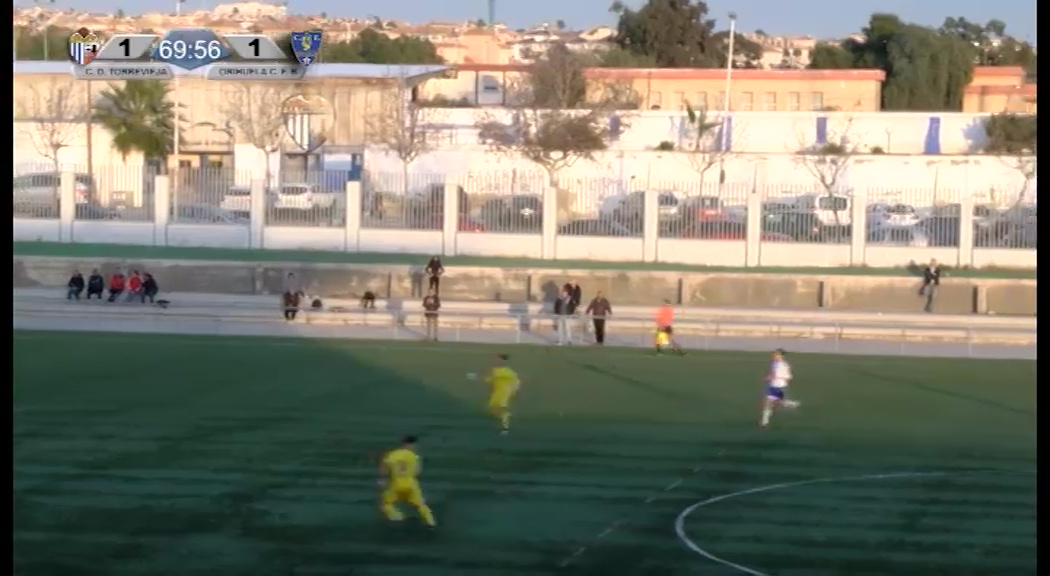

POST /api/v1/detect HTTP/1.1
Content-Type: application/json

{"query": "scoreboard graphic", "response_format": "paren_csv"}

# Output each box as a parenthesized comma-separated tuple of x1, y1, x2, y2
(67, 28, 102, 65)
(65, 28, 321, 81)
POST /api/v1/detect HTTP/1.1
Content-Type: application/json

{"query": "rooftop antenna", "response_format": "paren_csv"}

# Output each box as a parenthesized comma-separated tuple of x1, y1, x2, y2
(488, 0, 495, 27)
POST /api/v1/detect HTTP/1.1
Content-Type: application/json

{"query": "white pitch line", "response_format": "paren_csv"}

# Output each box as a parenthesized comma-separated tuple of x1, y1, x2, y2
(673, 470, 1034, 575)
(557, 464, 708, 568)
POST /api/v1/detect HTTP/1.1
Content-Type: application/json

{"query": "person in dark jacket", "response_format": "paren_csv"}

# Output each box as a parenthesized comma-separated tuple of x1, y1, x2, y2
(553, 287, 577, 345)
(422, 289, 441, 341)
(567, 280, 582, 309)
(141, 273, 159, 303)
(585, 291, 612, 345)
(360, 290, 377, 310)
(919, 258, 942, 313)
(67, 271, 85, 300)
(425, 256, 444, 294)
(86, 269, 105, 300)
(282, 272, 302, 320)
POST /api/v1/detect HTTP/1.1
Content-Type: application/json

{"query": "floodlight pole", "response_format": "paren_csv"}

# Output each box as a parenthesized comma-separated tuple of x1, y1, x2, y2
(720, 12, 736, 152)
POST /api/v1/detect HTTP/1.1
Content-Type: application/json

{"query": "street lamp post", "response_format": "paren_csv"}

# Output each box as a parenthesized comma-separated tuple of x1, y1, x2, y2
(174, 0, 184, 162)
(720, 12, 737, 153)
(34, 0, 56, 61)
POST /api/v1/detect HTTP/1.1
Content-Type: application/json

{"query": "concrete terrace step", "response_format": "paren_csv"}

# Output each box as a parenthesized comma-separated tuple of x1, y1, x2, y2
(14, 290, 1035, 346)
(14, 288, 1036, 331)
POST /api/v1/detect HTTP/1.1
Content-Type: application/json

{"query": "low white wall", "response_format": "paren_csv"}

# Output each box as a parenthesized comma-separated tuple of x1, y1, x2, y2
(12, 178, 1036, 270)
(402, 109, 1003, 155)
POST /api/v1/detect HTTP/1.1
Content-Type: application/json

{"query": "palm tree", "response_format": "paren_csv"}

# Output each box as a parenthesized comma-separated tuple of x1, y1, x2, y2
(93, 80, 180, 173)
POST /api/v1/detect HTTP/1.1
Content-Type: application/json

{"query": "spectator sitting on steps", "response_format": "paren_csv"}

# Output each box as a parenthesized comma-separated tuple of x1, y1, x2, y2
(67, 270, 85, 300)
(125, 271, 144, 302)
(86, 269, 104, 300)
(360, 291, 377, 310)
(142, 273, 159, 304)
(107, 269, 126, 302)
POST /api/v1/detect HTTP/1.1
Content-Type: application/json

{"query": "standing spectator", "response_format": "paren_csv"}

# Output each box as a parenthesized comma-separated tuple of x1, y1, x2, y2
(106, 269, 126, 302)
(282, 272, 301, 320)
(919, 258, 942, 313)
(125, 270, 144, 302)
(425, 256, 444, 295)
(655, 300, 685, 355)
(422, 288, 441, 341)
(141, 273, 159, 303)
(553, 286, 577, 345)
(567, 279, 582, 309)
(86, 269, 105, 300)
(585, 291, 613, 345)
(67, 270, 85, 300)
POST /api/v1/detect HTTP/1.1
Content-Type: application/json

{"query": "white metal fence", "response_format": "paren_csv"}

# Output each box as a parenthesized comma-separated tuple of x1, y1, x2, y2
(11, 167, 1037, 268)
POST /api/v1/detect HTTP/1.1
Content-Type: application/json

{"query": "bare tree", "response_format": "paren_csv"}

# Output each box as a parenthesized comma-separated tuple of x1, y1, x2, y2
(679, 101, 731, 191)
(365, 81, 438, 193)
(17, 80, 88, 172)
(476, 43, 635, 221)
(996, 155, 1037, 207)
(221, 83, 294, 188)
(793, 115, 861, 224)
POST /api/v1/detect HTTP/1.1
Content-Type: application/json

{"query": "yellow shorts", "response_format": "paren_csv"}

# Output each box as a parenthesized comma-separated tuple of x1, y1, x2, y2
(656, 332, 670, 347)
(381, 479, 425, 506)
(488, 395, 510, 410)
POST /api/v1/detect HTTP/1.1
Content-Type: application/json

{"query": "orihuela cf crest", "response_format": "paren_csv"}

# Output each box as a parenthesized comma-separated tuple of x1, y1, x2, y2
(281, 94, 334, 153)
(68, 28, 102, 65)
(290, 31, 322, 66)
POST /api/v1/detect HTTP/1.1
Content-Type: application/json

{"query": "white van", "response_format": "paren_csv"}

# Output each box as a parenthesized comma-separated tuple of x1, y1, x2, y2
(794, 193, 852, 226)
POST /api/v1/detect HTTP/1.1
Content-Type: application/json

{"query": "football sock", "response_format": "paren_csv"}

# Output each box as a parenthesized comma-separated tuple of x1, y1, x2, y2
(381, 503, 404, 521)
(500, 411, 511, 430)
(417, 504, 437, 526)
(760, 408, 772, 427)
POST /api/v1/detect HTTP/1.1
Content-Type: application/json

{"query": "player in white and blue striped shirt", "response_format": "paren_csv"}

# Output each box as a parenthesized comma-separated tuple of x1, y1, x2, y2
(760, 349, 800, 428)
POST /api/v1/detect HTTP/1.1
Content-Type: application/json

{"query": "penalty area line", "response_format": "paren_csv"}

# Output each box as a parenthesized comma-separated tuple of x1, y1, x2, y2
(557, 463, 705, 569)
(672, 469, 1033, 575)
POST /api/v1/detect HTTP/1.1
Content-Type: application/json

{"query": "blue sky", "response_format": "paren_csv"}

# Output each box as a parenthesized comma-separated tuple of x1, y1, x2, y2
(19, 0, 1036, 42)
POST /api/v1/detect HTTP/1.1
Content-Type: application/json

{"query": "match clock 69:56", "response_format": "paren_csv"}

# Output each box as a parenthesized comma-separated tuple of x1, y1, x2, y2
(152, 28, 231, 71)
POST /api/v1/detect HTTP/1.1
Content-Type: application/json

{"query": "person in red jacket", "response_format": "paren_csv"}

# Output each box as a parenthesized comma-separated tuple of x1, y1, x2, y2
(125, 270, 144, 302)
(106, 269, 126, 302)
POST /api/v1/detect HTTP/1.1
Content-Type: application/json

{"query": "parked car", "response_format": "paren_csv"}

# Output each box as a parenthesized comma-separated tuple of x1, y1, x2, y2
(611, 191, 680, 224)
(679, 196, 725, 223)
(477, 195, 543, 232)
(13, 172, 96, 206)
(272, 183, 343, 211)
(172, 204, 249, 225)
(794, 193, 852, 226)
(220, 186, 253, 214)
(558, 218, 634, 237)
(677, 220, 793, 242)
(762, 208, 851, 243)
(868, 203, 920, 228)
(867, 226, 929, 247)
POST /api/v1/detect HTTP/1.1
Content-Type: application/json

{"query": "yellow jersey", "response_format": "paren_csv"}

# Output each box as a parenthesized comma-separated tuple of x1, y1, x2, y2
(382, 447, 421, 482)
(486, 366, 520, 395)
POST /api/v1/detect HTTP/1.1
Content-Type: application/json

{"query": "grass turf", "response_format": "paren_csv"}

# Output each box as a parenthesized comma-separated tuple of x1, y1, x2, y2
(13, 241, 1036, 279)
(13, 332, 1036, 576)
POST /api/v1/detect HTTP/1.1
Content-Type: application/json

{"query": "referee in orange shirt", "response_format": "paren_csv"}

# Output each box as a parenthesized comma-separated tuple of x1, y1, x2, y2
(655, 300, 685, 355)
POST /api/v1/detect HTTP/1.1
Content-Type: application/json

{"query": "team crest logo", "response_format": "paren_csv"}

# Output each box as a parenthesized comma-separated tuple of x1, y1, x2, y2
(289, 30, 322, 66)
(281, 94, 334, 153)
(68, 28, 102, 65)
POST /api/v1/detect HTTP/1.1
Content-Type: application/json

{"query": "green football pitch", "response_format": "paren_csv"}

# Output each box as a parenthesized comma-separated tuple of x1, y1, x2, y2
(14, 331, 1036, 576)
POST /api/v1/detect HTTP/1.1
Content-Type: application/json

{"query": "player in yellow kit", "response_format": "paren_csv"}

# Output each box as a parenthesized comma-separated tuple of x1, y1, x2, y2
(485, 354, 520, 434)
(377, 435, 437, 526)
